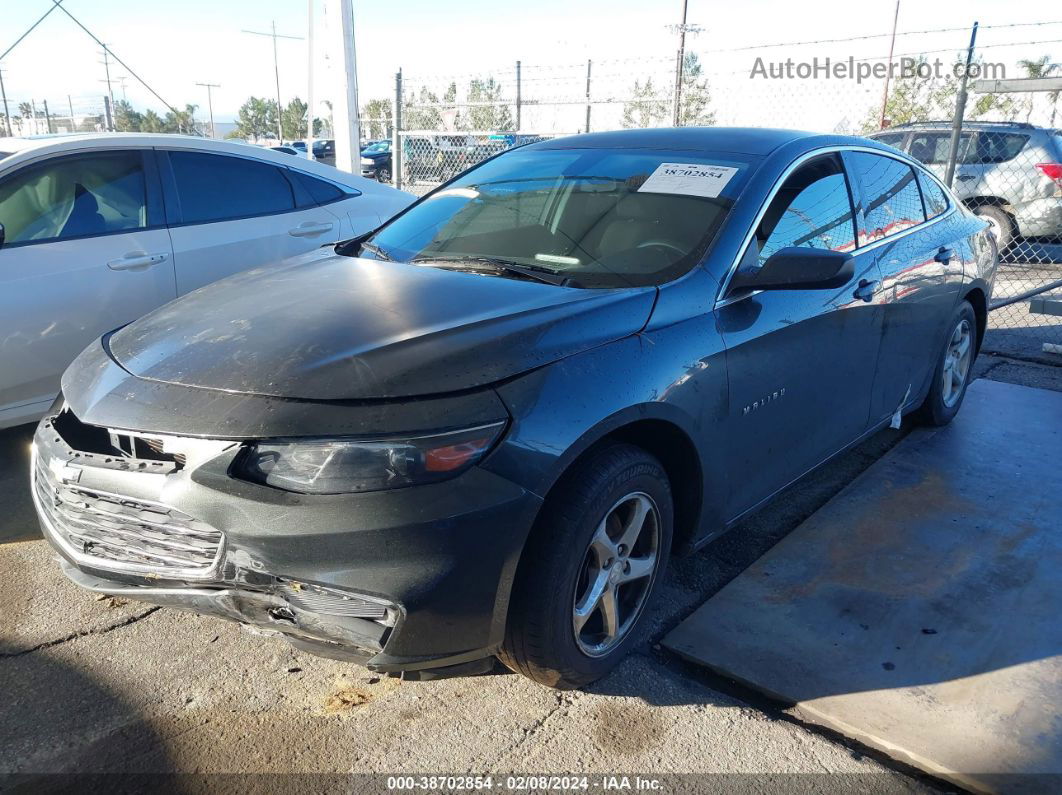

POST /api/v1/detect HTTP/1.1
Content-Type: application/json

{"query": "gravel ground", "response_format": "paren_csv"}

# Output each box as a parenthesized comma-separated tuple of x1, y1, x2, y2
(2, 353, 1058, 785)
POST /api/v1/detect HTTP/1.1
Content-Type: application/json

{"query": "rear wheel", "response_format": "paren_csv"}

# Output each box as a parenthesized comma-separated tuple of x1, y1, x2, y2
(499, 444, 673, 689)
(914, 301, 977, 426)
(973, 204, 1014, 249)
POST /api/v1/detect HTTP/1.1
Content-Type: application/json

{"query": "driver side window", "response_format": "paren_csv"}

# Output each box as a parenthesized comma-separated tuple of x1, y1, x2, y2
(753, 155, 856, 266)
(0, 151, 147, 246)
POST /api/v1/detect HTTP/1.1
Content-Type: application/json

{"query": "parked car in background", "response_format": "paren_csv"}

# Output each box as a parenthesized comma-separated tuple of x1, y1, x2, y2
(868, 121, 1062, 247)
(360, 139, 393, 182)
(0, 132, 413, 429)
(312, 139, 336, 166)
(35, 128, 996, 688)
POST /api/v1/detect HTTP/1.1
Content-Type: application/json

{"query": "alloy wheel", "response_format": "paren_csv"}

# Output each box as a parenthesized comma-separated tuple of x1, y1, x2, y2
(941, 318, 973, 408)
(572, 492, 661, 657)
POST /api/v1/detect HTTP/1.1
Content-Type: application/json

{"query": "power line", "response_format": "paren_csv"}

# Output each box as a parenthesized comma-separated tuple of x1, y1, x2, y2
(47, 1, 181, 124)
(713, 19, 1062, 54)
(0, 0, 65, 63)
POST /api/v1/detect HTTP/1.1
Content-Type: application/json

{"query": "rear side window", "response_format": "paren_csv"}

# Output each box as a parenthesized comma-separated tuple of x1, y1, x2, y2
(847, 152, 926, 244)
(969, 132, 1028, 164)
(908, 132, 973, 165)
(290, 170, 350, 205)
(874, 133, 906, 149)
(754, 155, 856, 264)
(169, 151, 295, 224)
(916, 170, 949, 219)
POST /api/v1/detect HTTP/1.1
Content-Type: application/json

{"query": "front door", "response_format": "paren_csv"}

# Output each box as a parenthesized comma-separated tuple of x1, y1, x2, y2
(717, 153, 884, 521)
(0, 149, 175, 424)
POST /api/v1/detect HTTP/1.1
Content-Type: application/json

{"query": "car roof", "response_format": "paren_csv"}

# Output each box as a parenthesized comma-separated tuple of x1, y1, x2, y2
(870, 121, 1058, 134)
(528, 127, 867, 157)
(0, 132, 406, 197)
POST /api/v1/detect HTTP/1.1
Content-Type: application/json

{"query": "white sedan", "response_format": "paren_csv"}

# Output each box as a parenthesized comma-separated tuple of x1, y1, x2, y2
(0, 133, 414, 429)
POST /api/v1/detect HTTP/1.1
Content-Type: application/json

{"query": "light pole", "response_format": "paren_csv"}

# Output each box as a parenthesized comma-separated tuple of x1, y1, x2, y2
(242, 21, 304, 142)
(196, 82, 220, 138)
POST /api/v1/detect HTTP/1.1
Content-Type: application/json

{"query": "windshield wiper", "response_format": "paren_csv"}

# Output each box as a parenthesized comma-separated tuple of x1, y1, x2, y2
(410, 255, 579, 287)
(359, 241, 394, 261)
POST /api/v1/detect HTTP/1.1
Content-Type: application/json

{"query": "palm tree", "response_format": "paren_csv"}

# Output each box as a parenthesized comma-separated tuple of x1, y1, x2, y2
(1018, 56, 1061, 125)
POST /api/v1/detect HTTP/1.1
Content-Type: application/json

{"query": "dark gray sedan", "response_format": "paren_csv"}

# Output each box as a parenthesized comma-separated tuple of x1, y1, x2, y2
(32, 128, 996, 689)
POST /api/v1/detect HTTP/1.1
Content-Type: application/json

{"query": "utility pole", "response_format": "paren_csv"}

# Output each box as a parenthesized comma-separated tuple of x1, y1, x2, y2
(116, 75, 128, 101)
(878, 0, 901, 129)
(306, 0, 315, 154)
(585, 60, 592, 133)
(325, 0, 361, 173)
(944, 21, 979, 188)
(31, 99, 38, 134)
(672, 0, 689, 126)
(0, 65, 11, 136)
(242, 21, 304, 142)
(515, 60, 522, 131)
(196, 82, 220, 138)
(99, 47, 115, 130)
(68, 94, 75, 132)
(42, 99, 53, 133)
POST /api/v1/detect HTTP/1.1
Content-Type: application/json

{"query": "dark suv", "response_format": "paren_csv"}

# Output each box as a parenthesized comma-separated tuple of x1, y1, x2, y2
(33, 128, 996, 689)
(868, 121, 1062, 246)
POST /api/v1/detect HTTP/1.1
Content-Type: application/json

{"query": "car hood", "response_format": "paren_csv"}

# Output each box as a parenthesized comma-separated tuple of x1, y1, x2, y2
(108, 253, 656, 400)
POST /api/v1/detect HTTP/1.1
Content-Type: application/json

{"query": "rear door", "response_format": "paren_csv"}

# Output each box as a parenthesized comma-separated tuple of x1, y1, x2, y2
(843, 151, 964, 424)
(0, 148, 175, 423)
(159, 149, 348, 295)
(907, 130, 978, 198)
(717, 152, 884, 520)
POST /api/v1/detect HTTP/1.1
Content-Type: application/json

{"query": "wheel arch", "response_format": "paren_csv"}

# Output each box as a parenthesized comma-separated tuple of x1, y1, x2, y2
(962, 285, 988, 351)
(531, 409, 707, 557)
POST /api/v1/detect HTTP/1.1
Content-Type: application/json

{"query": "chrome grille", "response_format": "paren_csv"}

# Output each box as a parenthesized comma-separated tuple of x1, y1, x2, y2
(34, 459, 223, 579)
(279, 582, 389, 620)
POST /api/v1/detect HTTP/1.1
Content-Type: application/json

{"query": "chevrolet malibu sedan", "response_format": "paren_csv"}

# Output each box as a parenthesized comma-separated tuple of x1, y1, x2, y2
(33, 128, 996, 689)
(0, 133, 413, 429)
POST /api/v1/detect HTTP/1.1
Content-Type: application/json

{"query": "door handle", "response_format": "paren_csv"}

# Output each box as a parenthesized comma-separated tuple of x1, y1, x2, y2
(107, 252, 168, 271)
(288, 221, 334, 238)
(956, 174, 977, 182)
(853, 279, 878, 303)
(934, 247, 954, 264)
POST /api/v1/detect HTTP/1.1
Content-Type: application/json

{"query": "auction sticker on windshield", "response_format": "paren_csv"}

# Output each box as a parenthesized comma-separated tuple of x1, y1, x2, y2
(638, 163, 738, 198)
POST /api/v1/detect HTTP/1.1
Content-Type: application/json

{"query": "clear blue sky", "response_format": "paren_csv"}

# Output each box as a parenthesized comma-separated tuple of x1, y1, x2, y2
(2, 0, 1059, 122)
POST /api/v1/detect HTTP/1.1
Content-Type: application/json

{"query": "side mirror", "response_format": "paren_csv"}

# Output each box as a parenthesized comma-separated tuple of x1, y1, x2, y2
(730, 247, 853, 293)
(0, 222, 5, 250)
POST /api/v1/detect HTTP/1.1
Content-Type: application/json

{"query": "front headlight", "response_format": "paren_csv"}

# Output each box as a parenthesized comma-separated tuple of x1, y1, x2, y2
(234, 422, 506, 494)
(360, 157, 373, 166)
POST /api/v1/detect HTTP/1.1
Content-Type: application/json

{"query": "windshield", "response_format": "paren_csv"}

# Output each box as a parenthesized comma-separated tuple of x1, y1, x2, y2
(362, 147, 751, 288)
(363, 142, 390, 153)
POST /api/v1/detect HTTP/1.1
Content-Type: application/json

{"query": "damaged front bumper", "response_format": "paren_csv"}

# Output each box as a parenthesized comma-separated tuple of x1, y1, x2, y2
(32, 402, 542, 678)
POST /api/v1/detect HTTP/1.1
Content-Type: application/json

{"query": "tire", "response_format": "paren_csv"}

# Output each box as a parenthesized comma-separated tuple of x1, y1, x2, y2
(498, 443, 673, 689)
(973, 204, 1015, 249)
(914, 301, 978, 427)
(377, 167, 391, 183)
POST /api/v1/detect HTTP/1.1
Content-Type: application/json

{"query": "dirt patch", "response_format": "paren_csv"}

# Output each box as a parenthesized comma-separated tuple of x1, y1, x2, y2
(591, 702, 666, 756)
(94, 594, 129, 609)
(323, 679, 374, 715)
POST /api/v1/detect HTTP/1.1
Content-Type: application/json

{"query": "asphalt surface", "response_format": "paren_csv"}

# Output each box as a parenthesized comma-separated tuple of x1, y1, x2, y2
(2, 352, 1059, 784)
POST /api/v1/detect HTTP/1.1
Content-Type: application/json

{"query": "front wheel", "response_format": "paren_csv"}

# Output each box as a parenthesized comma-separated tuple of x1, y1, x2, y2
(914, 301, 978, 426)
(377, 166, 392, 183)
(499, 443, 673, 689)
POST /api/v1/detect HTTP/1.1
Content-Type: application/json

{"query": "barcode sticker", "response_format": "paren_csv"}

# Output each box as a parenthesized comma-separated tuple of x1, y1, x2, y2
(638, 163, 738, 198)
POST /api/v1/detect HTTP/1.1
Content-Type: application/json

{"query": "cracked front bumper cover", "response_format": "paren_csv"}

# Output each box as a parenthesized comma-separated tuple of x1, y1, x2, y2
(33, 401, 544, 676)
